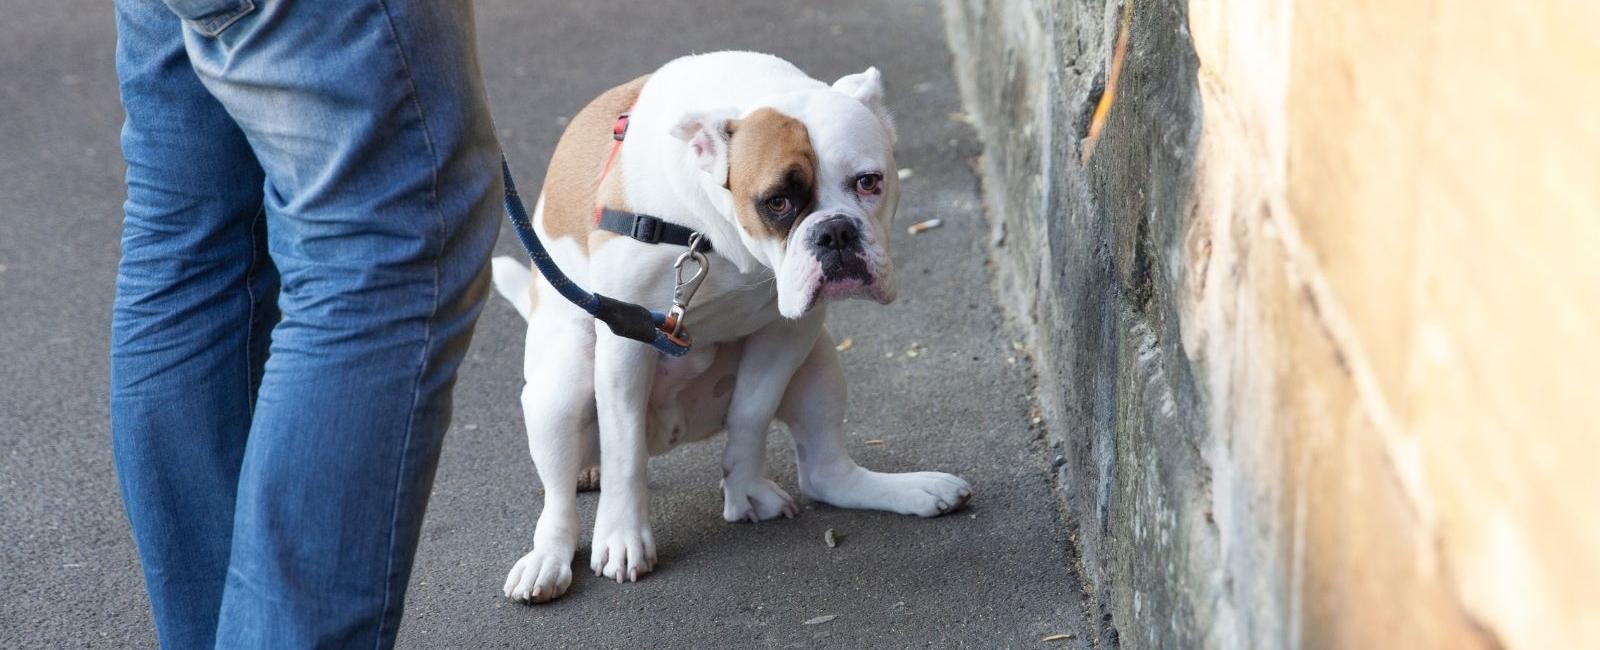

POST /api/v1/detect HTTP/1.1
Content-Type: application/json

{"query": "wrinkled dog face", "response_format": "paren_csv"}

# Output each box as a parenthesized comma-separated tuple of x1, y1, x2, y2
(671, 68, 899, 318)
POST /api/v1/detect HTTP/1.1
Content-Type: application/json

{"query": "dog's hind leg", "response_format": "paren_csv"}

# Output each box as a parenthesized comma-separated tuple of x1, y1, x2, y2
(780, 329, 972, 517)
(504, 322, 597, 603)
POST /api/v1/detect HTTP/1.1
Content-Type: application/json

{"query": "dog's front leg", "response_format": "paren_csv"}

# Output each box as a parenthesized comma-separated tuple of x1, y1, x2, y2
(781, 330, 972, 516)
(590, 330, 658, 582)
(503, 324, 597, 603)
(719, 309, 824, 522)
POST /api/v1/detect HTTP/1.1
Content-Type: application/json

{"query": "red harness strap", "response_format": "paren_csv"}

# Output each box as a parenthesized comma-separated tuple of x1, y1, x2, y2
(592, 108, 633, 224)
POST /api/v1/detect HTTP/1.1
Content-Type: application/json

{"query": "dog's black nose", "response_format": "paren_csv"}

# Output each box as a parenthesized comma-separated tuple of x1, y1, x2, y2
(811, 217, 861, 252)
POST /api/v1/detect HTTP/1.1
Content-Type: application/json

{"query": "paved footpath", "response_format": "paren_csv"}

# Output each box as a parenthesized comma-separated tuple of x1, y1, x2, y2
(0, 1, 1092, 646)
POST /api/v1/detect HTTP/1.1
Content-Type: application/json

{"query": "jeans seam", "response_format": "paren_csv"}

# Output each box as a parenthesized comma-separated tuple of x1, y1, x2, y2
(372, 1, 448, 646)
(243, 203, 265, 416)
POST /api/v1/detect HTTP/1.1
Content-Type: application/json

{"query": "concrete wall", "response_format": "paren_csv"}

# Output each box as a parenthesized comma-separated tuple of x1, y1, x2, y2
(945, 0, 1600, 647)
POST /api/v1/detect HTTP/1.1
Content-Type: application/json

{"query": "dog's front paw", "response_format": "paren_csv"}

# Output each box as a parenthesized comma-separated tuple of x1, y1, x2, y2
(884, 471, 973, 517)
(721, 476, 799, 523)
(804, 468, 973, 517)
(503, 546, 574, 603)
(590, 518, 656, 583)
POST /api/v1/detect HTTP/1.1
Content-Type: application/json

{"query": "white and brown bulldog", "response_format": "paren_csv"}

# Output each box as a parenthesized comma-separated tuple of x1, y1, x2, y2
(489, 51, 972, 603)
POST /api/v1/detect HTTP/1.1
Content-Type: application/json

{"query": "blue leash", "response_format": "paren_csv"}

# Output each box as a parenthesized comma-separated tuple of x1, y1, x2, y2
(500, 157, 691, 357)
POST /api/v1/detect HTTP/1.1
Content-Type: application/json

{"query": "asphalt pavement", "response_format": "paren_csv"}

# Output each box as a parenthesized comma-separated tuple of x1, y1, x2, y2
(0, 1, 1092, 646)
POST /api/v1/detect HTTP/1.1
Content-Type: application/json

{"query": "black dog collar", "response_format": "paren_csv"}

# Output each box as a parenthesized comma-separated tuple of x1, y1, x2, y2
(597, 208, 713, 253)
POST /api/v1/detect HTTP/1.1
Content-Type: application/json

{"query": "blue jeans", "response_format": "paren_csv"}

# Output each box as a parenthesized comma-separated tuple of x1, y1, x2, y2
(110, 0, 501, 647)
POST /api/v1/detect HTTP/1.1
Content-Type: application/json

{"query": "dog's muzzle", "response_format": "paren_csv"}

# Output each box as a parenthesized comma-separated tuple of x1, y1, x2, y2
(808, 215, 872, 282)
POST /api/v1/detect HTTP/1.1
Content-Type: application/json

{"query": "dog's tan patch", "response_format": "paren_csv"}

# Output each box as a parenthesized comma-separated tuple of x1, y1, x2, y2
(540, 74, 650, 255)
(727, 108, 817, 241)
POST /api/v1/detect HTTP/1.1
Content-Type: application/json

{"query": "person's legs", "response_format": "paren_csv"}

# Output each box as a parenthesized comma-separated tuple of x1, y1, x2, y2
(166, 1, 501, 646)
(110, 2, 275, 647)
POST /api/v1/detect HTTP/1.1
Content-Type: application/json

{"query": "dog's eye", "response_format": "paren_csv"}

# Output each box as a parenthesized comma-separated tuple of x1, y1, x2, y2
(854, 173, 883, 196)
(765, 196, 793, 215)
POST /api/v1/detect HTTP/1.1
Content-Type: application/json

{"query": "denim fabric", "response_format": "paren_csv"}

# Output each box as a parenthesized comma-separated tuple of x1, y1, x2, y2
(110, 0, 501, 647)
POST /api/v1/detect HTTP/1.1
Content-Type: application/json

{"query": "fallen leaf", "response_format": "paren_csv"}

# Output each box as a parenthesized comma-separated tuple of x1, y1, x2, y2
(835, 337, 854, 352)
(906, 218, 943, 235)
(804, 614, 839, 625)
(1042, 633, 1074, 642)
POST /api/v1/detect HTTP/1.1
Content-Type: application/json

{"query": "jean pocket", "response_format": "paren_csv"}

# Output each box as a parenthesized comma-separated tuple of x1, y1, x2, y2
(163, 0, 256, 38)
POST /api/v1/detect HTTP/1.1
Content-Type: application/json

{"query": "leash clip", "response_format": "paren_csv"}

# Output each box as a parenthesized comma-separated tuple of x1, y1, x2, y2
(665, 232, 710, 341)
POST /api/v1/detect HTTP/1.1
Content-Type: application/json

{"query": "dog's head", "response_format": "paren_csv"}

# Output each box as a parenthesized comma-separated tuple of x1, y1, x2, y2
(671, 67, 899, 318)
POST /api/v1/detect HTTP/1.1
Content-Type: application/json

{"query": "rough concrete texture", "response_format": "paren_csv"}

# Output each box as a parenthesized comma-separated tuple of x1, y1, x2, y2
(0, 0, 1098, 647)
(948, 0, 1600, 647)
(946, 0, 1209, 647)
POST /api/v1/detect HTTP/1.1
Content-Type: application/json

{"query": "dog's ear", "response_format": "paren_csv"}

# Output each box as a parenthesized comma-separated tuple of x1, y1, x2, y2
(832, 67, 896, 143)
(670, 108, 740, 187)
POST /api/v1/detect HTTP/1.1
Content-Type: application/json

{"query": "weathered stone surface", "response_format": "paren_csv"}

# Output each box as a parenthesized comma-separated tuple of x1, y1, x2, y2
(948, 0, 1599, 647)
(947, 0, 1210, 646)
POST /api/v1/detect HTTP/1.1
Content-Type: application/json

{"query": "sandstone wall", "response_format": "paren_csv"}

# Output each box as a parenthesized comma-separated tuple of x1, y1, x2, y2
(945, 0, 1599, 647)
